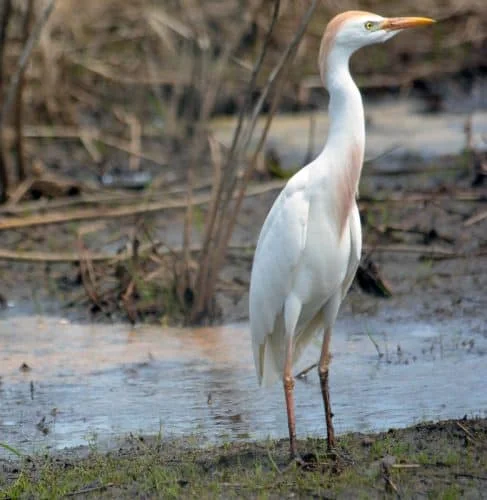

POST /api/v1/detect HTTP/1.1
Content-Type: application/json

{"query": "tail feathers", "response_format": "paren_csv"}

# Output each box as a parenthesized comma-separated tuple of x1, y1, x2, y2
(256, 308, 324, 388)
(255, 312, 286, 387)
(259, 337, 283, 387)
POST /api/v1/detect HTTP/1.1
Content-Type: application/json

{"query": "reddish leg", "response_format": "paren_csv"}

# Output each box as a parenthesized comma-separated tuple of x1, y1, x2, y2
(319, 327, 335, 450)
(283, 335, 300, 460)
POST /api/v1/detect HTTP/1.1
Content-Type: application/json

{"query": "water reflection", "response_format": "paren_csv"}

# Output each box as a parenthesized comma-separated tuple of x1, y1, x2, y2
(0, 314, 486, 457)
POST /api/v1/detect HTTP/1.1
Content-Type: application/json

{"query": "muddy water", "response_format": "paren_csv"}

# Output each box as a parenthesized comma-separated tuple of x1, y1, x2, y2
(1, 312, 486, 457)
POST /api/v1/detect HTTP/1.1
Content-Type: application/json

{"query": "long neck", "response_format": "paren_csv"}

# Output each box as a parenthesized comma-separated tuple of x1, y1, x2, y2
(325, 54, 365, 160)
(320, 48, 365, 235)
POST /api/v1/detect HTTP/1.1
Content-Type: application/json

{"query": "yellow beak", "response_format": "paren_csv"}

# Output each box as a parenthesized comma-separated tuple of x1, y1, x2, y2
(380, 16, 436, 31)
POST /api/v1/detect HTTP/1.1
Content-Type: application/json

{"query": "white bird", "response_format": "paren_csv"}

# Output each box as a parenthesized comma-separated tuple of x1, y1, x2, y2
(249, 11, 435, 460)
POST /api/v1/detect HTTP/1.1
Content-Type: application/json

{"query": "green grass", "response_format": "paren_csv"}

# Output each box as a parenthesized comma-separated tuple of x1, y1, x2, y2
(369, 432, 411, 459)
(0, 443, 23, 458)
(2, 419, 486, 499)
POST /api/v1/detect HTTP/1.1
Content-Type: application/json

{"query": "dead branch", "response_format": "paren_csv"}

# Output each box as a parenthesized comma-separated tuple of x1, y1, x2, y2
(3, 124, 160, 140)
(366, 331, 384, 359)
(0, 0, 57, 125)
(77, 237, 105, 311)
(0, 202, 178, 231)
(219, 0, 280, 185)
(191, 0, 318, 322)
(454, 472, 487, 481)
(79, 132, 102, 163)
(0, 0, 56, 203)
(0, 175, 481, 216)
(96, 134, 167, 167)
(391, 464, 420, 469)
(456, 421, 478, 445)
(14, 0, 35, 182)
(65, 482, 115, 497)
(0, 242, 252, 264)
(0, 241, 228, 263)
(179, 37, 202, 309)
(0, 180, 286, 229)
(209, 0, 318, 317)
(296, 362, 318, 379)
(126, 234, 143, 320)
(0, 178, 481, 241)
(2, 123, 166, 167)
(60, 53, 187, 86)
(0, 1, 11, 89)
(0, 241, 479, 264)
(360, 190, 487, 204)
(382, 459, 399, 495)
(464, 210, 487, 227)
(3, 177, 34, 206)
(370, 223, 455, 245)
(0, 247, 127, 263)
(0, 178, 217, 215)
(204, 62, 290, 312)
(0, 0, 13, 203)
(189, 0, 271, 321)
(362, 243, 457, 259)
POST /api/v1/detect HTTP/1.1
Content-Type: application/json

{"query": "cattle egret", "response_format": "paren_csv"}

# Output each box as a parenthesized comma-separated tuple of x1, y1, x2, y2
(249, 11, 435, 460)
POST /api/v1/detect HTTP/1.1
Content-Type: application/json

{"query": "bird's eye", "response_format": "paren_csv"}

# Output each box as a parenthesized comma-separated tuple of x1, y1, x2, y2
(364, 21, 374, 31)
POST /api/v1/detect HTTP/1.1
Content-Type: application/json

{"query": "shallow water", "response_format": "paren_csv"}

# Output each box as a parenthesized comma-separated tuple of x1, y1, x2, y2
(1, 311, 486, 458)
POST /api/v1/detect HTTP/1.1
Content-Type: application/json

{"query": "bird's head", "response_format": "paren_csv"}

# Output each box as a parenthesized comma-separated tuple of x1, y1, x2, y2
(319, 11, 435, 85)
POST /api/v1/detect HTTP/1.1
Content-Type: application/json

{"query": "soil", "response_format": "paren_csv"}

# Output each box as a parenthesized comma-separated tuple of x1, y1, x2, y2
(2, 418, 487, 498)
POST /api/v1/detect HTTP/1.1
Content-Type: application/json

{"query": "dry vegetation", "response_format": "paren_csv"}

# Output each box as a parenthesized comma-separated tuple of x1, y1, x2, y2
(0, 0, 486, 323)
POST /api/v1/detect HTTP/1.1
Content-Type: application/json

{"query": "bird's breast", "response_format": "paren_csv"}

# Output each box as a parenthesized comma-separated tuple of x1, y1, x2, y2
(292, 197, 354, 306)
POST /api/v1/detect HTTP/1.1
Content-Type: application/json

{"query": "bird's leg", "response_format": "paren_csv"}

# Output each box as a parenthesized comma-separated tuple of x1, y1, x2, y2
(319, 327, 335, 450)
(283, 335, 299, 460)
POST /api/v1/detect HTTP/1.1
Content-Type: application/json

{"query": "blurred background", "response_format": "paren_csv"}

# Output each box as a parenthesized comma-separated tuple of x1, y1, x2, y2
(0, 0, 486, 325)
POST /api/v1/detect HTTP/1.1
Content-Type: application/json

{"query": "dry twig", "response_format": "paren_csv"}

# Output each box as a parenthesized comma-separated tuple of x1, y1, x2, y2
(296, 362, 318, 379)
(464, 210, 487, 227)
(0, 0, 13, 202)
(0, 180, 285, 230)
(65, 482, 115, 497)
(456, 421, 478, 445)
(14, 0, 35, 182)
(192, 0, 318, 322)
(3, 178, 34, 206)
(0, 0, 57, 124)
(77, 237, 104, 311)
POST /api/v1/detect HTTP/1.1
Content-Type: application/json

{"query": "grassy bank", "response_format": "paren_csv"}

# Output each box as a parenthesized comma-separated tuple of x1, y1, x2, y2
(2, 418, 486, 498)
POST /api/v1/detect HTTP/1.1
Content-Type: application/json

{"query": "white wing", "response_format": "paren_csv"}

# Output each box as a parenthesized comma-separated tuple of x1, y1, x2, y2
(341, 201, 362, 297)
(249, 168, 309, 384)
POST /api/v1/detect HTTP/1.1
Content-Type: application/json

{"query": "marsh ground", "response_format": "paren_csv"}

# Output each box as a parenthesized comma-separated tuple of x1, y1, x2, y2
(2, 418, 487, 498)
